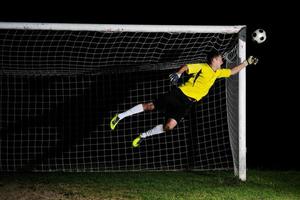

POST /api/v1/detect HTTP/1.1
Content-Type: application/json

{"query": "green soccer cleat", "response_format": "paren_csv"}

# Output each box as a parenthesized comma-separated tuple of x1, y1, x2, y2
(132, 135, 144, 148)
(110, 114, 120, 130)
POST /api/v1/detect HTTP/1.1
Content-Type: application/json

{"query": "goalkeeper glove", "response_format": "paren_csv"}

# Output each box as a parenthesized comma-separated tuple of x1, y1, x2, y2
(169, 73, 181, 85)
(246, 56, 259, 65)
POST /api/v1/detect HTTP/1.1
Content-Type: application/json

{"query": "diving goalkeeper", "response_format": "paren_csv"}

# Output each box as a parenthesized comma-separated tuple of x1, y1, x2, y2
(110, 50, 258, 147)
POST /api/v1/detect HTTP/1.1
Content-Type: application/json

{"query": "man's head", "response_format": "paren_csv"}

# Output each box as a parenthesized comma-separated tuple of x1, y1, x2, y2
(206, 50, 223, 70)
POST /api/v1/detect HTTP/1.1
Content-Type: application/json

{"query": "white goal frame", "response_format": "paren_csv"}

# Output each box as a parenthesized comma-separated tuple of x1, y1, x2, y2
(0, 22, 246, 181)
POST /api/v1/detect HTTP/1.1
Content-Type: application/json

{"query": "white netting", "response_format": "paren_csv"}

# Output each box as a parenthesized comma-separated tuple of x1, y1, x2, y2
(0, 24, 241, 172)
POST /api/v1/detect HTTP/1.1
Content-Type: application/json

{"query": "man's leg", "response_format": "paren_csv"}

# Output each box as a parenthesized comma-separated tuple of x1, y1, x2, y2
(132, 118, 177, 147)
(110, 103, 155, 130)
(163, 118, 178, 132)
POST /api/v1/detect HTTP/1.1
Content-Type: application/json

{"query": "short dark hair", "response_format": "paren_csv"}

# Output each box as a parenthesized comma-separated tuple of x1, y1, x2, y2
(206, 50, 222, 64)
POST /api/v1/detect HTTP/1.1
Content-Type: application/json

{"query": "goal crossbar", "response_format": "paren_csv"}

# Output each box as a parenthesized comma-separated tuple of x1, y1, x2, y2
(0, 22, 245, 33)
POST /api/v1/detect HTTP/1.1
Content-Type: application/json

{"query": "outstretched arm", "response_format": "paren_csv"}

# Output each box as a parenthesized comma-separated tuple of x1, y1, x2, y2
(231, 56, 258, 75)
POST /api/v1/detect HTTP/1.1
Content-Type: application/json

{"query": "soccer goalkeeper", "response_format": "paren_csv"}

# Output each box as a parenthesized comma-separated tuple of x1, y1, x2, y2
(110, 50, 258, 147)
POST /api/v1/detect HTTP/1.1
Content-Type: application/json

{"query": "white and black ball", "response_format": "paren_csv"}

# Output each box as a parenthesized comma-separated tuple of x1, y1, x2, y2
(252, 29, 267, 44)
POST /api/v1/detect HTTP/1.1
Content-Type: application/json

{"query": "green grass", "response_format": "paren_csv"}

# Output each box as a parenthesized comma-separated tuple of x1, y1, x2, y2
(0, 170, 299, 200)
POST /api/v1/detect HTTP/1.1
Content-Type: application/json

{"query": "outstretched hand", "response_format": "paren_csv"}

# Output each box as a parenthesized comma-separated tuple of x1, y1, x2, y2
(246, 56, 259, 65)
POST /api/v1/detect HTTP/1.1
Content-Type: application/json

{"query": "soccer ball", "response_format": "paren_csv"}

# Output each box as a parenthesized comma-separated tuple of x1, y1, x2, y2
(252, 29, 267, 44)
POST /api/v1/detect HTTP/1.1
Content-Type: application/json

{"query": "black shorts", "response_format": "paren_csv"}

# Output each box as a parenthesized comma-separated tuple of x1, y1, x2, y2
(153, 87, 194, 123)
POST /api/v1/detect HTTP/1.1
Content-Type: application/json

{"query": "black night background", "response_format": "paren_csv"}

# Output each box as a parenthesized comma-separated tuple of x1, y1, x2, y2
(0, 2, 298, 171)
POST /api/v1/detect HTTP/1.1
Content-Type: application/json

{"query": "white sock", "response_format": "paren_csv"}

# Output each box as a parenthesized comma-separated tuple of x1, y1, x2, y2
(141, 124, 165, 138)
(118, 104, 144, 120)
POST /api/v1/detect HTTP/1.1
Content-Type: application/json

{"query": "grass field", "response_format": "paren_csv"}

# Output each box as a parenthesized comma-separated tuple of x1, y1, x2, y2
(0, 170, 299, 200)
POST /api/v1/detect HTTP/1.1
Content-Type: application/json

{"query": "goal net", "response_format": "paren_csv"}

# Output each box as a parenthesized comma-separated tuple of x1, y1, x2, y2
(0, 23, 246, 180)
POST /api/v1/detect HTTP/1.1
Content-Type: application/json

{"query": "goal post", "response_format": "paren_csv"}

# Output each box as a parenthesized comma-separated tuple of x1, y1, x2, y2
(0, 22, 246, 180)
(0, 22, 244, 33)
(238, 28, 246, 181)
